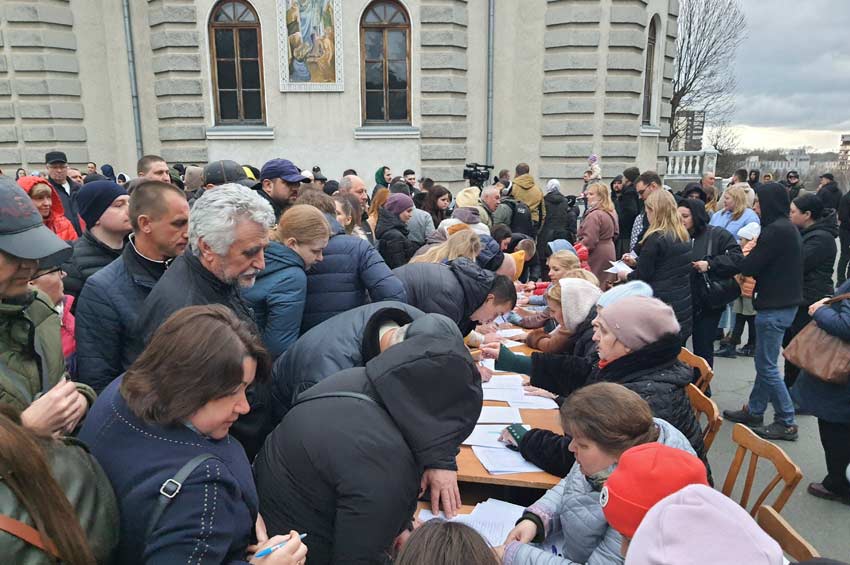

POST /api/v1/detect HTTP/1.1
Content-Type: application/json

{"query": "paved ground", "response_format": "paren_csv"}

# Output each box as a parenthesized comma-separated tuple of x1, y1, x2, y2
(708, 350, 850, 561)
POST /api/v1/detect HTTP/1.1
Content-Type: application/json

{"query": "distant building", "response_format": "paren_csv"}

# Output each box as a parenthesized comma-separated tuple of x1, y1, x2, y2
(671, 110, 705, 152)
(839, 134, 850, 172)
(743, 148, 811, 176)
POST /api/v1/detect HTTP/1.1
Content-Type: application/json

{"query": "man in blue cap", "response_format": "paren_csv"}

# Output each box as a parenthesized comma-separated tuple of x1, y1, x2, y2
(253, 158, 309, 222)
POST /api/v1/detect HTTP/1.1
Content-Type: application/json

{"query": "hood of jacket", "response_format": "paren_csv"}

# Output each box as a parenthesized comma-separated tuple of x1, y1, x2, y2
(455, 187, 481, 208)
(755, 182, 790, 226)
(802, 208, 839, 240)
(476, 234, 505, 272)
(544, 190, 566, 205)
(449, 258, 495, 318)
(262, 241, 305, 277)
(451, 206, 483, 225)
(17, 175, 66, 218)
(363, 334, 482, 467)
(375, 206, 409, 238)
(678, 198, 710, 237)
(512, 174, 537, 192)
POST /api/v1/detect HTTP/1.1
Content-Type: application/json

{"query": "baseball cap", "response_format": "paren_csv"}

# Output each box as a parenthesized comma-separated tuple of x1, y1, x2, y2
(820, 173, 835, 181)
(260, 159, 309, 184)
(45, 151, 68, 165)
(203, 160, 248, 186)
(0, 178, 72, 267)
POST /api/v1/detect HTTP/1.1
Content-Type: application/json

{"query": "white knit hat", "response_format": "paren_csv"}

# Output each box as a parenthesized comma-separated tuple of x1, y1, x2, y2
(559, 278, 603, 332)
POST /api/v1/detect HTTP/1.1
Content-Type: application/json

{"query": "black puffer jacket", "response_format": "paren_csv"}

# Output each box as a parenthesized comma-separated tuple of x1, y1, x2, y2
(679, 199, 744, 316)
(254, 334, 481, 565)
(800, 210, 838, 304)
(393, 258, 494, 335)
(629, 232, 694, 339)
(614, 183, 640, 244)
(817, 180, 842, 211)
(62, 231, 123, 298)
(537, 192, 578, 259)
(375, 207, 420, 269)
(522, 334, 709, 475)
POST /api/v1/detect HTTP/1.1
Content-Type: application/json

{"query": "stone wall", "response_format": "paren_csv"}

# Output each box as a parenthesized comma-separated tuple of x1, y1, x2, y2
(419, 0, 468, 183)
(0, 0, 88, 170)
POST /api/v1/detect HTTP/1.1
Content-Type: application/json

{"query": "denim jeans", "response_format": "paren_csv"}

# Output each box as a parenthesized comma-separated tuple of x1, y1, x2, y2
(748, 307, 797, 426)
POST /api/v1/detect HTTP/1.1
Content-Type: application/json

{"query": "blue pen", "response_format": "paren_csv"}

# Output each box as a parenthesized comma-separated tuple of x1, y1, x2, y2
(255, 533, 308, 558)
(551, 545, 557, 555)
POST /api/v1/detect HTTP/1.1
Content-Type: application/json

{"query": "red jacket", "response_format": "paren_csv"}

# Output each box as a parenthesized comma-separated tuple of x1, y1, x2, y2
(17, 176, 78, 241)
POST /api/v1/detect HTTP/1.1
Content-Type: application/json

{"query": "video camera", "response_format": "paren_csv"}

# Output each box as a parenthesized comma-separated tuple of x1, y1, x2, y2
(463, 163, 494, 188)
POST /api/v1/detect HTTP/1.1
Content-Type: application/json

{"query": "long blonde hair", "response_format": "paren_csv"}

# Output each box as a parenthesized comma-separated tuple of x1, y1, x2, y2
(587, 182, 615, 213)
(273, 204, 331, 244)
(547, 250, 580, 272)
(642, 190, 689, 243)
(723, 186, 748, 220)
(410, 230, 481, 264)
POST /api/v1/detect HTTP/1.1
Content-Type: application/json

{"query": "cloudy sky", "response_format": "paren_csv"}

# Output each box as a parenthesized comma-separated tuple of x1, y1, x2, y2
(727, 0, 850, 151)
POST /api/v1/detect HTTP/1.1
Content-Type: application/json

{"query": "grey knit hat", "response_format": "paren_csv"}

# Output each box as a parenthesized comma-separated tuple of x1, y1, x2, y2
(597, 296, 679, 350)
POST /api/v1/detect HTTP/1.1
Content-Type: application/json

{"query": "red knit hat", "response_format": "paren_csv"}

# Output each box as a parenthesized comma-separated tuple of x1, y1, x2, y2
(600, 443, 708, 539)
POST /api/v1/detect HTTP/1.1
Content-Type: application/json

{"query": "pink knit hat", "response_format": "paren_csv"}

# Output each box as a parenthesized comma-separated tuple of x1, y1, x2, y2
(596, 296, 679, 350)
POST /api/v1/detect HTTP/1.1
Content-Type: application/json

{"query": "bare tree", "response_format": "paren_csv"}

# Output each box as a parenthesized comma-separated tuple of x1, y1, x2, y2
(669, 0, 746, 148)
(706, 120, 741, 175)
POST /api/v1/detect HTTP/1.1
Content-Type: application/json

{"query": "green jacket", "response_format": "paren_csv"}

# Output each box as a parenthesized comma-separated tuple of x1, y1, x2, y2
(0, 290, 95, 411)
(0, 437, 119, 564)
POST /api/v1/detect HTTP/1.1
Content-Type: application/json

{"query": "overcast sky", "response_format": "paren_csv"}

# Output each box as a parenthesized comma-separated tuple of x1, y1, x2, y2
(726, 0, 850, 151)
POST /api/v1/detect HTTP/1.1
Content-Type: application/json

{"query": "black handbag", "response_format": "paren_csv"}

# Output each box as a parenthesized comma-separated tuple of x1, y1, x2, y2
(697, 230, 741, 309)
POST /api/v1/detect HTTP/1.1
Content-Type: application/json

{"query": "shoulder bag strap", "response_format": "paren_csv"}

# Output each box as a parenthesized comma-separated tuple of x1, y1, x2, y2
(292, 391, 377, 408)
(825, 293, 850, 305)
(0, 514, 60, 559)
(146, 453, 220, 539)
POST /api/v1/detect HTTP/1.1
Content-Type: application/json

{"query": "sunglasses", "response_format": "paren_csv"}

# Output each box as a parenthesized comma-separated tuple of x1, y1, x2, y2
(29, 267, 66, 281)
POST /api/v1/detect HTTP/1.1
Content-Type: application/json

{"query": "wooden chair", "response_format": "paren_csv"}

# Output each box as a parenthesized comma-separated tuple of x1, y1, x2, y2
(756, 505, 820, 561)
(685, 383, 722, 452)
(721, 423, 803, 516)
(678, 347, 713, 393)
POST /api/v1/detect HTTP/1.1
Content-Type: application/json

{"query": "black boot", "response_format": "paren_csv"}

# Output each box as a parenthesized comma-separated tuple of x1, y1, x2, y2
(715, 341, 737, 358)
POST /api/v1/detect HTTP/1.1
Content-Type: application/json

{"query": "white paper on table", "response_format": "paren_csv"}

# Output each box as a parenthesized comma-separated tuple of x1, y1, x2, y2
(501, 339, 523, 347)
(604, 260, 633, 275)
(477, 406, 522, 424)
(482, 388, 524, 402)
(463, 424, 530, 448)
(497, 328, 526, 338)
(509, 395, 559, 409)
(479, 358, 495, 371)
(418, 498, 525, 547)
(482, 374, 525, 389)
(472, 446, 544, 474)
(513, 351, 528, 356)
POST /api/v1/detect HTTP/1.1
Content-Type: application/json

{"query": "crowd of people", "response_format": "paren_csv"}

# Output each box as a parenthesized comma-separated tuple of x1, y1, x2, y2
(0, 148, 848, 564)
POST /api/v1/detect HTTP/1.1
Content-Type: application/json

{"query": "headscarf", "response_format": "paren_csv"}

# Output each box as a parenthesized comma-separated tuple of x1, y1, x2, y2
(374, 166, 389, 188)
(544, 179, 561, 195)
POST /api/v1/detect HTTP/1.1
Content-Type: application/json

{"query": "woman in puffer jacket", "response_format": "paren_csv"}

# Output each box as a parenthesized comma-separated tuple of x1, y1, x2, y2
(495, 383, 698, 565)
(482, 296, 708, 475)
(376, 194, 422, 269)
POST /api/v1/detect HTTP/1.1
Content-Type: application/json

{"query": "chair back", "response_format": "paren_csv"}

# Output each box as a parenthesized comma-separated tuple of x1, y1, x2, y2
(678, 347, 713, 393)
(756, 505, 820, 561)
(721, 423, 803, 516)
(685, 383, 722, 452)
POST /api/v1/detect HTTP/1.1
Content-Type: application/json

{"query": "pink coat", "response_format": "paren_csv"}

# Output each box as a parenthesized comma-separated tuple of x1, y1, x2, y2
(578, 207, 619, 285)
(61, 295, 76, 359)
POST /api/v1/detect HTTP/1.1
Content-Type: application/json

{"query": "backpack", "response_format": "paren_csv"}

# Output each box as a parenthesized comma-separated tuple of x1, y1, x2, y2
(501, 198, 536, 238)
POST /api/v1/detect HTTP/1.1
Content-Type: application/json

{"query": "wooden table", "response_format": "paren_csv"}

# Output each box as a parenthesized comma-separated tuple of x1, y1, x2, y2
(416, 501, 476, 518)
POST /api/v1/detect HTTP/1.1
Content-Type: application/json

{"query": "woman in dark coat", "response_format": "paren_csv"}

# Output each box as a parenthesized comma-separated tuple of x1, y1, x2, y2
(783, 193, 839, 388)
(421, 185, 452, 228)
(376, 193, 421, 269)
(536, 179, 578, 279)
(678, 199, 744, 367)
(621, 190, 693, 340)
(254, 332, 481, 565)
(482, 296, 708, 477)
(792, 279, 850, 505)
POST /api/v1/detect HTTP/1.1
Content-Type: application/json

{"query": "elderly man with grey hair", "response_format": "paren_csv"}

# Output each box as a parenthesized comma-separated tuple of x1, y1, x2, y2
(476, 183, 512, 228)
(135, 183, 275, 457)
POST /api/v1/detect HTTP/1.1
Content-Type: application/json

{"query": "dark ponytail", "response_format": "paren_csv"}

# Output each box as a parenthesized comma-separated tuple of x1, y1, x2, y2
(0, 405, 95, 564)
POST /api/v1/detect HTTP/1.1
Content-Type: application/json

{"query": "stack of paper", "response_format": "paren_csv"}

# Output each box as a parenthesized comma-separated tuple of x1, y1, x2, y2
(477, 406, 522, 424)
(482, 374, 524, 389)
(463, 424, 530, 448)
(472, 446, 544, 475)
(497, 328, 526, 338)
(482, 388, 523, 402)
(508, 395, 559, 409)
(419, 498, 526, 547)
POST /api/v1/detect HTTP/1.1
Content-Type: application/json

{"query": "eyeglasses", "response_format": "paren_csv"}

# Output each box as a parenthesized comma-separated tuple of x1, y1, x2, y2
(29, 267, 65, 281)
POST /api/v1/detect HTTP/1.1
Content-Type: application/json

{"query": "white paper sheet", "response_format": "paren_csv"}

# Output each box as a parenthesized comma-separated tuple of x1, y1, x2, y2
(477, 406, 522, 424)
(479, 358, 495, 371)
(463, 424, 530, 448)
(501, 339, 523, 347)
(482, 374, 525, 389)
(497, 328, 526, 338)
(604, 260, 633, 275)
(482, 388, 524, 402)
(508, 395, 559, 409)
(472, 446, 544, 474)
(418, 498, 526, 547)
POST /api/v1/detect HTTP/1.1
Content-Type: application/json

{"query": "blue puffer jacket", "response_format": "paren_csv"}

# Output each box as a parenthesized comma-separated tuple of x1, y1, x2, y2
(301, 216, 407, 332)
(76, 244, 160, 393)
(242, 242, 306, 359)
(792, 279, 850, 423)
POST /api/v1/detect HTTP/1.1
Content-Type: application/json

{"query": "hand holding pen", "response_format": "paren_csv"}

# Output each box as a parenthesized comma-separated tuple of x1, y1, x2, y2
(249, 531, 308, 564)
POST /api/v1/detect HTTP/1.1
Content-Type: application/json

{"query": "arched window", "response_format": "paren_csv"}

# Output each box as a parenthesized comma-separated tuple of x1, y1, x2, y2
(642, 18, 658, 125)
(209, 0, 265, 124)
(360, 1, 411, 124)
